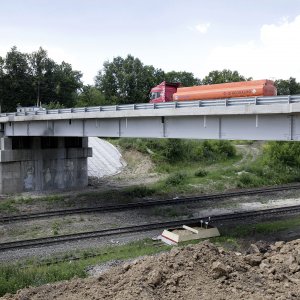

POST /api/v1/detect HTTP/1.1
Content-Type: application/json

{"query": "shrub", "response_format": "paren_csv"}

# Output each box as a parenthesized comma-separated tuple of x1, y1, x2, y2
(123, 186, 155, 198)
(165, 172, 187, 186)
(263, 141, 300, 168)
(194, 168, 208, 177)
(161, 139, 185, 161)
(117, 138, 237, 164)
(236, 173, 264, 188)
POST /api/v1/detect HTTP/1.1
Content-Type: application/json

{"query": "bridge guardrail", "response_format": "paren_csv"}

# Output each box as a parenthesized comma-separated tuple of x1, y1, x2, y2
(1, 95, 300, 118)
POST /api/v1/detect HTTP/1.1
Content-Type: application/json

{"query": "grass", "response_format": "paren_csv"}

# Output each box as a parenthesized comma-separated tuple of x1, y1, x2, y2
(0, 195, 65, 214)
(2, 215, 300, 296)
(229, 217, 300, 237)
(113, 138, 300, 196)
(0, 200, 18, 213)
(0, 239, 171, 297)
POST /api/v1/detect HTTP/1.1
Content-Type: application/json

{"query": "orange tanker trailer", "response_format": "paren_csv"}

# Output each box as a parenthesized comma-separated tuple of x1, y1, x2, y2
(149, 79, 277, 103)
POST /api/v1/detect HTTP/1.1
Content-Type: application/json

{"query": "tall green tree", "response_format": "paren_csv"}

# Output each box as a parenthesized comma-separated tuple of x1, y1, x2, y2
(95, 55, 164, 104)
(54, 61, 83, 107)
(164, 71, 201, 87)
(75, 85, 106, 107)
(275, 77, 300, 95)
(2, 46, 34, 111)
(0, 47, 83, 112)
(202, 69, 251, 85)
(0, 56, 5, 111)
(29, 47, 56, 105)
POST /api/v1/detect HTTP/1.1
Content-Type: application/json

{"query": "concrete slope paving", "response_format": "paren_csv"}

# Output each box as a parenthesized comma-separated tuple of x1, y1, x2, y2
(88, 137, 126, 178)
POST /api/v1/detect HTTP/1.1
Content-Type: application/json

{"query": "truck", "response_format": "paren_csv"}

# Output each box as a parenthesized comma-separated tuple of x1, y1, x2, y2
(149, 79, 277, 103)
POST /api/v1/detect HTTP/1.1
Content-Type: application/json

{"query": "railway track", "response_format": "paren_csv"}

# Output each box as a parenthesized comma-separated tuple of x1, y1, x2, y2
(1, 204, 300, 252)
(1, 184, 300, 224)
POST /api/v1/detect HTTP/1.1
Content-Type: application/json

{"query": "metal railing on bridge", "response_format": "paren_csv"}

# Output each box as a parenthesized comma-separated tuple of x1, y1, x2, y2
(2, 95, 300, 118)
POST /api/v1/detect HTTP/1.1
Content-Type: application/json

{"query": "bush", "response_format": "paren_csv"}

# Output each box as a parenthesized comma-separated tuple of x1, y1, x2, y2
(117, 138, 237, 164)
(123, 186, 155, 198)
(200, 140, 236, 161)
(161, 139, 185, 161)
(165, 172, 187, 186)
(194, 168, 208, 177)
(263, 141, 300, 168)
(236, 173, 264, 188)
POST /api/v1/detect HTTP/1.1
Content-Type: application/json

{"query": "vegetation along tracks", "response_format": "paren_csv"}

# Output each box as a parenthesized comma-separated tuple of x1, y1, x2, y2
(1, 204, 300, 252)
(1, 184, 300, 224)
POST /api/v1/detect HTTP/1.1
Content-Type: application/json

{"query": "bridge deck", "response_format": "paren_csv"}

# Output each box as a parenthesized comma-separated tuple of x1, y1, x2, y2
(1, 96, 300, 141)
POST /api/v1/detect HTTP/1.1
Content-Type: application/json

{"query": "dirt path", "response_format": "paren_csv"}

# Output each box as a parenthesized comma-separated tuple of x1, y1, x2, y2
(234, 142, 262, 167)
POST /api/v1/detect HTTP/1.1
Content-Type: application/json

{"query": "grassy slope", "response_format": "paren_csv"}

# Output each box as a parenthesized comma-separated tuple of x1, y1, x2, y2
(110, 138, 300, 196)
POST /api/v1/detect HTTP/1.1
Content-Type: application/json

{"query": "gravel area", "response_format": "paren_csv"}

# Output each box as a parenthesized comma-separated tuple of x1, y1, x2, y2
(0, 230, 161, 262)
(1, 189, 300, 262)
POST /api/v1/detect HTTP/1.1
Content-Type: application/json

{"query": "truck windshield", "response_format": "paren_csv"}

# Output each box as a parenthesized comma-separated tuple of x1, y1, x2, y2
(149, 92, 161, 100)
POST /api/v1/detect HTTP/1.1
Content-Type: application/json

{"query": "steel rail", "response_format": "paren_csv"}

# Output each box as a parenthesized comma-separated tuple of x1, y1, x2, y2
(1, 184, 300, 224)
(1, 204, 300, 252)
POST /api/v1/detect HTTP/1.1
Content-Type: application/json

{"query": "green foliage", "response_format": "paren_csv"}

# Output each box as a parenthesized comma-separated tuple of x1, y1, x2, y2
(164, 71, 201, 86)
(0, 200, 18, 213)
(0, 239, 170, 296)
(275, 77, 300, 95)
(165, 172, 187, 186)
(95, 54, 164, 104)
(44, 101, 65, 109)
(234, 141, 300, 188)
(0, 46, 82, 112)
(263, 141, 300, 168)
(202, 69, 251, 85)
(236, 172, 264, 188)
(194, 168, 208, 177)
(220, 216, 300, 239)
(123, 186, 155, 198)
(161, 139, 185, 161)
(0, 260, 87, 296)
(118, 138, 236, 164)
(75, 85, 106, 107)
(198, 140, 236, 161)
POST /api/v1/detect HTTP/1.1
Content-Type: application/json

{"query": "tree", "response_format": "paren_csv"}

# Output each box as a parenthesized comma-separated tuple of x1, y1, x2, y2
(29, 47, 54, 105)
(75, 85, 106, 107)
(54, 61, 83, 107)
(164, 71, 201, 87)
(275, 77, 300, 95)
(202, 69, 251, 85)
(2, 46, 34, 111)
(95, 55, 165, 104)
(0, 56, 4, 112)
(0, 47, 83, 112)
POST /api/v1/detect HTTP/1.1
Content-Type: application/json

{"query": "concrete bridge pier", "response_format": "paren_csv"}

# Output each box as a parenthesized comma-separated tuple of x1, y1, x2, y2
(0, 136, 92, 193)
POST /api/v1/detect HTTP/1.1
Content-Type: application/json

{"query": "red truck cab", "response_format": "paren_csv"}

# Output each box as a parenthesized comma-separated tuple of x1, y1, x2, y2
(149, 81, 180, 103)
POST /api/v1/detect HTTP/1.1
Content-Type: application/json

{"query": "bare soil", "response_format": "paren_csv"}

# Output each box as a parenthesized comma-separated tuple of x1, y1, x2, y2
(3, 239, 300, 300)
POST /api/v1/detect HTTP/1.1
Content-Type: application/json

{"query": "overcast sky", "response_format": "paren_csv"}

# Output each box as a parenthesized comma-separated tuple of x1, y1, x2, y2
(1, 0, 300, 84)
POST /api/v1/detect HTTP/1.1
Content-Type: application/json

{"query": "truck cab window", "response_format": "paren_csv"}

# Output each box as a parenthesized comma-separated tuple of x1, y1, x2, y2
(150, 92, 161, 100)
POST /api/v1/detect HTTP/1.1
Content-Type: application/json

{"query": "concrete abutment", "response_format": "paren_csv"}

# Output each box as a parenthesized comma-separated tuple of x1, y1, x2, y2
(0, 137, 92, 193)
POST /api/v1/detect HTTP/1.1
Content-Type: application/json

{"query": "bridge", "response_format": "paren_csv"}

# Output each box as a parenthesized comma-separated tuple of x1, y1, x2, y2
(0, 95, 299, 194)
(2, 95, 300, 140)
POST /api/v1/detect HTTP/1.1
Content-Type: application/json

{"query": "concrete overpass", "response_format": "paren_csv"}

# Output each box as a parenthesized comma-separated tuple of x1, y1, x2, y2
(1, 95, 300, 141)
(0, 95, 299, 194)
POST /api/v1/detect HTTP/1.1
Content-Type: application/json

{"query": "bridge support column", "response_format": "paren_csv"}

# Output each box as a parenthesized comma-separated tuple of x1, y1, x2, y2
(0, 137, 92, 194)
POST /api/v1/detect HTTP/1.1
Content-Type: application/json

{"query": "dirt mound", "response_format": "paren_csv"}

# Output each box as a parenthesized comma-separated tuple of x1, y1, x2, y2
(3, 240, 300, 300)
